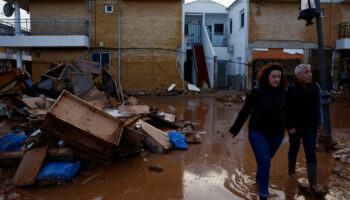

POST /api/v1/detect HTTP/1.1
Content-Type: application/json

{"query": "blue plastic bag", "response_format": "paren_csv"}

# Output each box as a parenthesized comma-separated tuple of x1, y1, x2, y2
(0, 132, 26, 152)
(37, 161, 81, 182)
(169, 131, 188, 150)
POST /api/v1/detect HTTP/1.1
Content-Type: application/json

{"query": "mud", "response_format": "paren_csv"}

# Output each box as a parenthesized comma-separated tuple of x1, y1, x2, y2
(1, 96, 349, 200)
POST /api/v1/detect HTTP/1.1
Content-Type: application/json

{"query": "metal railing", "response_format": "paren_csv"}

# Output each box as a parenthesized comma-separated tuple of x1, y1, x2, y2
(339, 22, 350, 39)
(211, 35, 228, 47)
(0, 19, 89, 36)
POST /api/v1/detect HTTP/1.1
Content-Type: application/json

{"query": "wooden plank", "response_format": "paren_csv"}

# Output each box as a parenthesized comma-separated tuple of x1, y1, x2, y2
(73, 60, 101, 75)
(124, 97, 139, 105)
(123, 115, 143, 126)
(27, 108, 47, 117)
(0, 69, 21, 89)
(0, 150, 24, 168)
(43, 113, 118, 162)
(123, 126, 146, 148)
(21, 97, 45, 109)
(12, 146, 48, 187)
(82, 87, 105, 101)
(0, 148, 75, 168)
(118, 105, 150, 115)
(48, 90, 123, 144)
(0, 120, 12, 135)
(44, 113, 117, 152)
(136, 120, 172, 153)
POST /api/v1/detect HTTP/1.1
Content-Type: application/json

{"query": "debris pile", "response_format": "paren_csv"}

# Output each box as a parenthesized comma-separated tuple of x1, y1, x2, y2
(0, 65, 203, 190)
(333, 144, 350, 164)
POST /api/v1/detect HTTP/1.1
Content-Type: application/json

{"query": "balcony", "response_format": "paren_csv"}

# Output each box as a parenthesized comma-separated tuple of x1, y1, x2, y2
(211, 35, 228, 47)
(336, 22, 350, 50)
(0, 19, 89, 48)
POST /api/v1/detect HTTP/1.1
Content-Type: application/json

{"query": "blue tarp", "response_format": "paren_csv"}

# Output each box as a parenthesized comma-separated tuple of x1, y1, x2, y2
(0, 132, 26, 152)
(37, 161, 81, 182)
(169, 131, 188, 150)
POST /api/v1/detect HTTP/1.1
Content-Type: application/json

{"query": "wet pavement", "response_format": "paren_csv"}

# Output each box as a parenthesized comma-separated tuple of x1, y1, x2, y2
(1, 96, 350, 200)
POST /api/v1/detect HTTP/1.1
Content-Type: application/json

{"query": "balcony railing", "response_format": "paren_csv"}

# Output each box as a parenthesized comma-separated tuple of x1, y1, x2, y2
(211, 35, 228, 47)
(339, 22, 350, 39)
(0, 19, 88, 36)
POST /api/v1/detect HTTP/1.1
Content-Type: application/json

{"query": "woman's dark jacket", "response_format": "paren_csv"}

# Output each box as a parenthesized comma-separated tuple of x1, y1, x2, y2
(229, 85, 287, 137)
(286, 81, 323, 130)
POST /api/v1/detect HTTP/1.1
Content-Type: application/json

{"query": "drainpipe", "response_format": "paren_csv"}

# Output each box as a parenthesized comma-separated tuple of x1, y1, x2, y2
(116, 0, 121, 86)
(244, 0, 250, 90)
(331, 49, 335, 89)
(83, 0, 92, 60)
(14, 1, 23, 70)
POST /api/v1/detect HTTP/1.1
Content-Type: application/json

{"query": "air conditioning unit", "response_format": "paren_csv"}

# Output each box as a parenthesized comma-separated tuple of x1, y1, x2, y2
(228, 44, 234, 55)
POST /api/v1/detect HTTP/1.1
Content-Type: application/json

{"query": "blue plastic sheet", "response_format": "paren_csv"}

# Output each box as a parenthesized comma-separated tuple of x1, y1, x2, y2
(169, 131, 188, 150)
(37, 161, 81, 182)
(0, 132, 26, 152)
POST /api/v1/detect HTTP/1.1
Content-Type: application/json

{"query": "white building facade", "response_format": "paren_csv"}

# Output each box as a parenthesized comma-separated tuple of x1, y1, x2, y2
(183, 0, 248, 90)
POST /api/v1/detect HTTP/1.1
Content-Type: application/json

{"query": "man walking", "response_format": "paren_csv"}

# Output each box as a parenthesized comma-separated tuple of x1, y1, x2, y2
(286, 64, 327, 196)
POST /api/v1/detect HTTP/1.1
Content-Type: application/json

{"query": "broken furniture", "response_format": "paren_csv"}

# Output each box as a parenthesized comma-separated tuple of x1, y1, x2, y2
(42, 90, 124, 164)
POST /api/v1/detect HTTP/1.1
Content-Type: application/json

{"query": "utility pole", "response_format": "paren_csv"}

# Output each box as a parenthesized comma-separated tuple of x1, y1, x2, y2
(315, 0, 332, 137)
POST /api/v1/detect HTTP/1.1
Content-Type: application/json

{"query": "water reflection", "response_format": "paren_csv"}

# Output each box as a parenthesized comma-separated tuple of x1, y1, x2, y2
(2, 97, 349, 200)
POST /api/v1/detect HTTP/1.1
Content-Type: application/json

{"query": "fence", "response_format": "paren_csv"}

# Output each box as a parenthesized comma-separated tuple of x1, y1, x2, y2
(0, 19, 88, 36)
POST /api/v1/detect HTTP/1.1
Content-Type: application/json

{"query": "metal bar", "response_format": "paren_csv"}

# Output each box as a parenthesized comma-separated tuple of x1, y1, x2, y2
(315, 0, 331, 137)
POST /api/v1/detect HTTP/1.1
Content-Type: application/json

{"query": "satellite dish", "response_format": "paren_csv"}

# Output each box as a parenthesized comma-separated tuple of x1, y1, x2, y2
(3, 3, 14, 17)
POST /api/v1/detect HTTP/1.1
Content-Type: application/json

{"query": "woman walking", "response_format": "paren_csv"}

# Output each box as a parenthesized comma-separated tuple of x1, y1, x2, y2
(229, 62, 287, 200)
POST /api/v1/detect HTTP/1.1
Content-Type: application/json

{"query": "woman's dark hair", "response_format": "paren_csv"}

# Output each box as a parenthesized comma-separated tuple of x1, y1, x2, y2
(257, 62, 286, 88)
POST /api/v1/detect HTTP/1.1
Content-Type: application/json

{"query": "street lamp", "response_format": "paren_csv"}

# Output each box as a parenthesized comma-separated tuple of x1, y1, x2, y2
(298, 0, 319, 26)
(298, 0, 332, 138)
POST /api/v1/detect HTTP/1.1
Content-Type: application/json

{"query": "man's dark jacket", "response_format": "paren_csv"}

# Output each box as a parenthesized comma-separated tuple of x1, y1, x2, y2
(229, 85, 287, 137)
(286, 81, 322, 130)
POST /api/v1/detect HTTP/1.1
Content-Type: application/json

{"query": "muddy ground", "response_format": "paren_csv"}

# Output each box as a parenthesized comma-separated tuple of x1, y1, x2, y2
(1, 95, 349, 200)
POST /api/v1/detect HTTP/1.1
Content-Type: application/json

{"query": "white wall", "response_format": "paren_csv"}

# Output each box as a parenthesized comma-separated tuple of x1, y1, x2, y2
(214, 47, 230, 60)
(185, 0, 227, 14)
(185, 15, 203, 24)
(227, 0, 248, 76)
(205, 13, 227, 23)
(0, 35, 89, 47)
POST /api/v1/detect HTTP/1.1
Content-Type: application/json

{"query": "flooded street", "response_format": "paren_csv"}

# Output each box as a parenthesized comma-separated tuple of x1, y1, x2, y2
(1, 96, 350, 200)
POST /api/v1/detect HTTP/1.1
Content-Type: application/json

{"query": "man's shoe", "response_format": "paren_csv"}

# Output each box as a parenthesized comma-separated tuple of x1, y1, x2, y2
(310, 184, 329, 197)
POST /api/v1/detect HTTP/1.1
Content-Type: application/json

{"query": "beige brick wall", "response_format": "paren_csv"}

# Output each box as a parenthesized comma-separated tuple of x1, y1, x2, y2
(92, 0, 183, 91)
(29, 0, 183, 91)
(30, 0, 88, 20)
(249, 1, 349, 49)
(31, 49, 87, 83)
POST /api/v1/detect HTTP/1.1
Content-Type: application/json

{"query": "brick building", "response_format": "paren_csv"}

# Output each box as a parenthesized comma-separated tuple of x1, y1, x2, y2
(246, 0, 350, 89)
(0, 0, 184, 91)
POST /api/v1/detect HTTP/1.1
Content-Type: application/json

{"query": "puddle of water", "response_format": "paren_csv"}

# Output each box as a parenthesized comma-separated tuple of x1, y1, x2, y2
(1, 97, 349, 200)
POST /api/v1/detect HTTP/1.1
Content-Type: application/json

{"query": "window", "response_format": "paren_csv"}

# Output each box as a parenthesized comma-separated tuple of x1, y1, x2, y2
(105, 5, 113, 13)
(91, 52, 110, 68)
(321, 8, 324, 18)
(229, 18, 232, 34)
(240, 10, 245, 28)
(214, 24, 224, 35)
(185, 24, 188, 35)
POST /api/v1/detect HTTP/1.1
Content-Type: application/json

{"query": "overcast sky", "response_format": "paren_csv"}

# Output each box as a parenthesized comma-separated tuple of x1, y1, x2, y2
(185, 0, 236, 7)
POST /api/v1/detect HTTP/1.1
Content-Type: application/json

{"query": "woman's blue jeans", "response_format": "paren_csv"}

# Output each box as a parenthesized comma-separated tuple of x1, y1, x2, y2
(248, 129, 284, 198)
